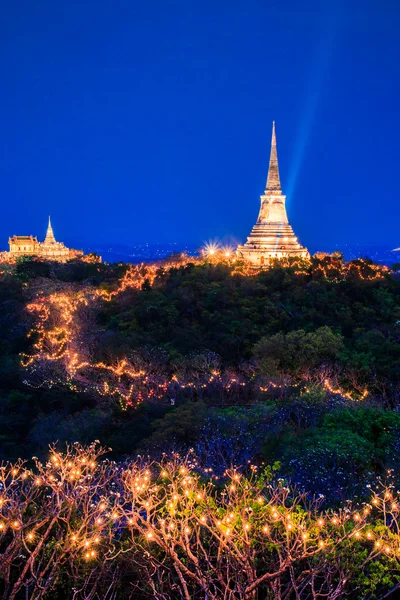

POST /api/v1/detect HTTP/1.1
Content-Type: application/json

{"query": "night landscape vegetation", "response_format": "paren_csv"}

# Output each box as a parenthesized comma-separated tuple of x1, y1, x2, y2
(1, 253, 400, 598)
(1, 0, 400, 597)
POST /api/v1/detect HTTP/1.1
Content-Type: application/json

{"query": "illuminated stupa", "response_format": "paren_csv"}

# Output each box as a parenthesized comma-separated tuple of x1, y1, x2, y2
(8, 216, 82, 262)
(237, 122, 309, 266)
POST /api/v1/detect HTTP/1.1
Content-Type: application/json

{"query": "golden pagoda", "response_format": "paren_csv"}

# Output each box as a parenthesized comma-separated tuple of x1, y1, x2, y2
(237, 122, 309, 266)
(39, 216, 71, 261)
(8, 217, 82, 262)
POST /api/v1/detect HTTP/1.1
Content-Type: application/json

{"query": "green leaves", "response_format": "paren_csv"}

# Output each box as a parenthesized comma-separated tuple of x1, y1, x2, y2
(253, 326, 344, 377)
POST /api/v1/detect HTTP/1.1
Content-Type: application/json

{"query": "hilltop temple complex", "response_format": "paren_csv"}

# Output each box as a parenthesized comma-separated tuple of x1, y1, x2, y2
(237, 122, 309, 266)
(7, 217, 83, 262)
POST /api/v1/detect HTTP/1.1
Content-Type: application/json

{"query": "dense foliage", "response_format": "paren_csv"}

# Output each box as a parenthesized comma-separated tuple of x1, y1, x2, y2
(1, 254, 400, 506)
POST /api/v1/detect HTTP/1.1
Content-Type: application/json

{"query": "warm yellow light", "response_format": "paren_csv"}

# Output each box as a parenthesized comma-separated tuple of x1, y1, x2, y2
(203, 241, 221, 257)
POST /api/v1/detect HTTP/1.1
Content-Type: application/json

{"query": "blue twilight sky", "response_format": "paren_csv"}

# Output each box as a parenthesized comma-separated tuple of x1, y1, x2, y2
(0, 0, 399, 250)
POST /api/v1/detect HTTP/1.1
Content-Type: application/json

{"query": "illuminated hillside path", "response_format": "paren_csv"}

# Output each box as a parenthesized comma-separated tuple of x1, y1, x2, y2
(20, 255, 382, 408)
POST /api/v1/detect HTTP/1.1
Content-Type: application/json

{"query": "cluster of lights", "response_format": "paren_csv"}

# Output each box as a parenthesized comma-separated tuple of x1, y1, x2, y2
(19, 252, 389, 407)
(202, 242, 236, 260)
(0, 445, 399, 580)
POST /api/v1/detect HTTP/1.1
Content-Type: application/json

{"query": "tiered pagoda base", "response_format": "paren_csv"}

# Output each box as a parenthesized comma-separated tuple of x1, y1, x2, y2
(237, 223, 309, 266)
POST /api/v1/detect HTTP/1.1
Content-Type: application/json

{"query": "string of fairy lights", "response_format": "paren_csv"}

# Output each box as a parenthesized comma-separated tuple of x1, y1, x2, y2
(17, 248, 389, 408)
(0, 443, 399, 566)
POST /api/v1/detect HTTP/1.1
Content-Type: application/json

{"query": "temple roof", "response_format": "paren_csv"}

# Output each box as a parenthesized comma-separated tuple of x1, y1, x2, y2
(265, 121, 282, 192)
(9, 235, 38, 242)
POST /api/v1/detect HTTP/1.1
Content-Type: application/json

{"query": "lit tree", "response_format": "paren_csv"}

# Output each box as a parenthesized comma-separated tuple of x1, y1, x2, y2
(1, 444, 400, 599)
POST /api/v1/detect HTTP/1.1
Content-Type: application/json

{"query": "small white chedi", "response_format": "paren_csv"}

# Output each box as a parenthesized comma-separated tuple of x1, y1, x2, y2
(237, 122, 309, 266)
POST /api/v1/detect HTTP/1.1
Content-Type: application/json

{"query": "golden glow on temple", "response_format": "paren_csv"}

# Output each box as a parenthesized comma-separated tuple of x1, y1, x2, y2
(237, 122, 309, 266)
(7, 216, 83, 262)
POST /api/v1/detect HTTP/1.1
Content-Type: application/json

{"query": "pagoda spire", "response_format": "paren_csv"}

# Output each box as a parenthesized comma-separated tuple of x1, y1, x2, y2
(265, 121, 281, 192)
(44, 216, 56, 244)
